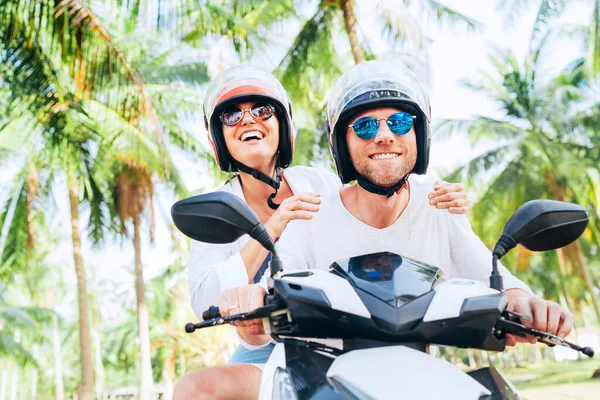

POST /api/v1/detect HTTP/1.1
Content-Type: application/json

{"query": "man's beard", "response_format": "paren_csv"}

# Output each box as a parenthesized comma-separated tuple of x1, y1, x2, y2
(351, 147, 417, 187)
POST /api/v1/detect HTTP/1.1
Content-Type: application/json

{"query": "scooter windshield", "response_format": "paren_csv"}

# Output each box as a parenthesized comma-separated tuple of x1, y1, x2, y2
(331, 252, 442, 308)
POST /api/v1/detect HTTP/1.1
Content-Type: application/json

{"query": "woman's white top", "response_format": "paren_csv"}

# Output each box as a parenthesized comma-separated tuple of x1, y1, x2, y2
(188, 166, 341, 320)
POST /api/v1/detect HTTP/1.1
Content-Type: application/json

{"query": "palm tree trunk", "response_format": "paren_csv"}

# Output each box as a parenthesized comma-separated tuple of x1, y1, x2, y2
(90, 289, 104, 400)
(162, 351, 176, 400)
(134, 217, 153, 400)
(1, 365, 8, 400)
(533, 345, 543, 362)
(340, 0, 365, 64)
(67, 172, 95, 400)
(93, 322, 104, 400)
(473, 351, 483, 369)
(557, 269, 577, 313)
(570, 241, 600, 320)
(30, 344, 39, 400)
(467, 351, 476, 368)
(9, 368, 18, 400)
(26, 160, 39, 258)
(52, 313, 65, 400)
(557, 244, 600, 321)
(484, 351, 493, 367)
(179, 354, 186, 376)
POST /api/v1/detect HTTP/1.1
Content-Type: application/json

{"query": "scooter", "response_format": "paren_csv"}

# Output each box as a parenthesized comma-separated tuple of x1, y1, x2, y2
(172, 193, 594, 400)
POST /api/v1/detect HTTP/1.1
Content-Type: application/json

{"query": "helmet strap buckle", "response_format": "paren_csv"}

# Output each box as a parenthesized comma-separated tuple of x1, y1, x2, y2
(232, 155, 282, 210)
(355, 173, 409, 198)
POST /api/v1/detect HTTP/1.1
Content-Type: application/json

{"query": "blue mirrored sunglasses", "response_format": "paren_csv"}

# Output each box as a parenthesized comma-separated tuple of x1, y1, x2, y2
(348, 111, 416, 140)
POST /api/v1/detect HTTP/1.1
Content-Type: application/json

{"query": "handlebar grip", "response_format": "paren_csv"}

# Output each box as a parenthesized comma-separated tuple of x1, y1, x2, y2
(202, 306, 220, 320)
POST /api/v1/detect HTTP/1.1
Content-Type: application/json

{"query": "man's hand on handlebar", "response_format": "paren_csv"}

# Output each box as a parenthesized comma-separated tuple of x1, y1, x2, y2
(506, 291, 574, 347)
(219, 284, 271, 346)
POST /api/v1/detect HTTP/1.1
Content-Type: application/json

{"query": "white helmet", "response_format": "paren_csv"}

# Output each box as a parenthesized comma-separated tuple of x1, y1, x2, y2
(203, 64, 294, 172)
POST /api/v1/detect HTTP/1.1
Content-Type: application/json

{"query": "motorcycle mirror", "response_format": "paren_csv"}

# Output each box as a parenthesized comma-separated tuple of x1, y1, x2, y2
(171, 192, 275, 252)
(493, 200, 589, 260)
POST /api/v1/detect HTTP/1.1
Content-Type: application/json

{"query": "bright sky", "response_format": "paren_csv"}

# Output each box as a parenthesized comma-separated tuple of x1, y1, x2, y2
(1, 1, 590, 316)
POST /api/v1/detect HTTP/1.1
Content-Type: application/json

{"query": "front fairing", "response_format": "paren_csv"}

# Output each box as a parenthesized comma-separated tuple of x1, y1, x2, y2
(331, 252, 442, 308)
(271, 251, 507, 350)
(271, 252, 443, 341)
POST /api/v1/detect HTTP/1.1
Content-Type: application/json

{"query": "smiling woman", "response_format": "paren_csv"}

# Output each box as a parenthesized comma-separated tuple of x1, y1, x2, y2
(191, 64, 340, 324)
(221, 101, 281, 172)
(173, 64, 473, 400)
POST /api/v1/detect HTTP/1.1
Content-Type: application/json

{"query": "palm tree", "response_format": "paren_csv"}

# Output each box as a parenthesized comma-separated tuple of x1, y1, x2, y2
(99, 23, 207, 398)
(436, 41, 600, 320)
(1, 1, 213, 397)
(0, 1, 164, 396)
(499, 0, 600, 80)
(109, 155, 184, 400)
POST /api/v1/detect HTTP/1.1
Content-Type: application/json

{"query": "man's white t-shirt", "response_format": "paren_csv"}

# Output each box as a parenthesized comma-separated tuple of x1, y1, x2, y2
(274, 177, 531, 293)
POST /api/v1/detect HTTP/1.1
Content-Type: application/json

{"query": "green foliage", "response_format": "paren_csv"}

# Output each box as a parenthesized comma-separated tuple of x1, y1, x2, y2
(436, 31, 600, 314)
(0, 173, 28, 281)
(180, 0, 295, 57)
(503, 357, 600, 390)
(0, 290, 53, 367)
(0, 0, 154, 133)
(498, 0, 600, 80)
(277, 6, 342, 112)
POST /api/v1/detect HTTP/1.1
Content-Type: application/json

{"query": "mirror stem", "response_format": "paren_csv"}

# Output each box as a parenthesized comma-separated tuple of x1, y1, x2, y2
(490, 254, 504, 291)
(270, 250, 283, 278)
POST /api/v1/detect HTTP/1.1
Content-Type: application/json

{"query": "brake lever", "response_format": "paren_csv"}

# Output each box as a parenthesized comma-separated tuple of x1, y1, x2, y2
(495, 314, 594, 358)
(185, 297, 286, 333)
(505, 309, 531, 322)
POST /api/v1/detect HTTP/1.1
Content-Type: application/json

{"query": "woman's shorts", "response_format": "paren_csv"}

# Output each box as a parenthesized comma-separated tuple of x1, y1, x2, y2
(227, 343, 275, 371)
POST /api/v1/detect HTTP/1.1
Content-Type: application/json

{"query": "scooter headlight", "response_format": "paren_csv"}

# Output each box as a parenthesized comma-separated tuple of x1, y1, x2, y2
(272, 367, 299, 400)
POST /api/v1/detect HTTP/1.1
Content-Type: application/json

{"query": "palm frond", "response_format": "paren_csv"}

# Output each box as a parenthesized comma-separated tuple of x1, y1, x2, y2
(1, 0, 168, 156)
(0, 171, 28, 280)
(0, 332, 37, 366)
(0, 116, 36, 152)
(495, 0, 535, 27)
(142, 62, 209, 86)
(423, 0, 482, 32)
(529, 0, 569, 53)
(442, 144, 515, 188)
(276, 6, 343, 113)
(376, 0, 427, 50)
(110, 0, 187, 32)
(587, 0, 600, 79)
(435, 117, 524, 144)
(180, 0, 291, 57)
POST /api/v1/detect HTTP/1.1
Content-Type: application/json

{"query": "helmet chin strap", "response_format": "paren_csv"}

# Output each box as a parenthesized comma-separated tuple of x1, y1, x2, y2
(232, 157, 282, 210)
(355, 173, 409, 198)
